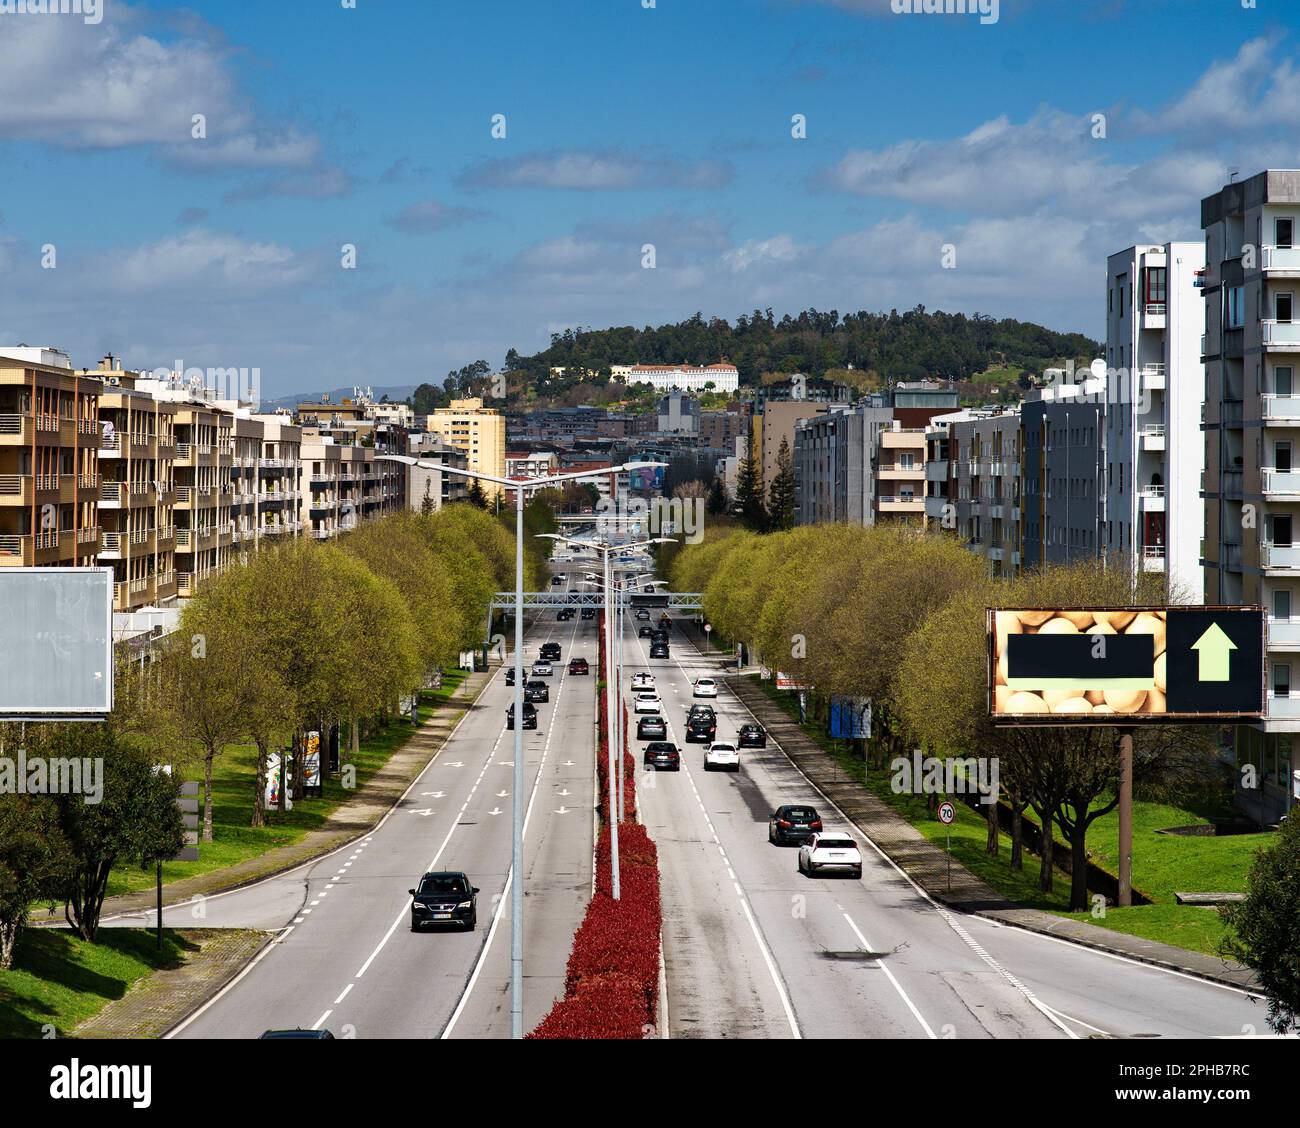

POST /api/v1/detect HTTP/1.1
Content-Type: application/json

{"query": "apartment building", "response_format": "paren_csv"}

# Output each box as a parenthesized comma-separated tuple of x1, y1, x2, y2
(0, 347, 102, 571)
(252, 415, 302, 540)
(657, 389, 700, 435)
(700, 409, 747, 452)
(91, 358, 179, 612)
(1202, 169, 1300, 820)
(876, 422, 927, 524)
(425, 397, 506, 500)
(947, 408, 1023, 575)
(1104, 243, 1206, 599)
(506, 451, 560, 478)
(407, 433, 468, 513)
(758, 400, 832, 499)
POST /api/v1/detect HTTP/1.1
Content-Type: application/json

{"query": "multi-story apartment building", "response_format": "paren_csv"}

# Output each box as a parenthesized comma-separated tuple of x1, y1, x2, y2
(700, 409, 747, 452)
(657, 389, 700, 434)
(91, 357, 178, 611)
(425, 397, 506, 499)
(505, 451, 560, 478)
(0, 347, 101, 571)
(1104, 243, 1206, 599)
(1202, 169, 1300, 820)
(948, 408, 1023, 575)
(407, 433, 468, 513)
(252, 414, 302, 540)
(758, 400, 832, 500)
(875, 422, 927, 524)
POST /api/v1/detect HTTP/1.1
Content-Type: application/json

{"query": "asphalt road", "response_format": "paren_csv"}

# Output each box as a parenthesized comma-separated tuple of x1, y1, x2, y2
(619, 608, 1271, 1040)
(159, 596, 599, 1039)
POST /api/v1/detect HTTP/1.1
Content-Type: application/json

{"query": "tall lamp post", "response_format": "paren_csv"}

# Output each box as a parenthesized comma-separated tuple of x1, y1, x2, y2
(382, 455, 652, 1039)
(539, 531, 672, 900)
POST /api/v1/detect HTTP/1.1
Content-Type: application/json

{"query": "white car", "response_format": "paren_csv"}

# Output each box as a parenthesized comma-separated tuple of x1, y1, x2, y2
(703, 741, 739, 772)
(693, 677, 718, 698)
(531, 661, 553, 677)
(633, 692, 661, 715)
(798, 832, 863, 879)
(632, 672, 656, 691)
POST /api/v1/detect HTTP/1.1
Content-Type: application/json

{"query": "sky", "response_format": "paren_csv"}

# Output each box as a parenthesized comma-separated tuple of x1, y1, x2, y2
(0, 0, 1296, 398)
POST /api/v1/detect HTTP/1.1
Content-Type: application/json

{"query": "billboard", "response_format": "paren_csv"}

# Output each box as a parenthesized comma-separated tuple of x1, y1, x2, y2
(989, 607, 1264, 725)
(0, 568, 113, 716)
(830, 696, 871, 739)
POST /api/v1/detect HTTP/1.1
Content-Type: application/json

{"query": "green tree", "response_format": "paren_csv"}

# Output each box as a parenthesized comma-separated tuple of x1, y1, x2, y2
(706, 477, 728, 516)
(735, 452, 767, 532)
(1221, 812, 1300, 1033)
(766, 437, 796, 531)
(0, 796, 70, 968)
(467, 478, 489, 510)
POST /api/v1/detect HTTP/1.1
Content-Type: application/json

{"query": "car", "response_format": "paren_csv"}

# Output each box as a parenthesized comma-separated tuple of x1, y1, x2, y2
(642, 741, 681, 771)
(525, 680, 549, 703)
(639, 625, 655, 638)
(658, 616, 673, 633)
(550, 575, 565, 586)
(703, 741, 740, 772)
(636, 714, 667, 740)
(568, 657, 589, 675)
(693, 677, 718, 698)
(650, 627, 668, 641)
(505, 665, 517, 685)
(584, 572, 598, 582)
(581, 608, 596, 620)
(686, 702, 715, 719)
(738, 722, 767, 748)
(632, 672, 655, 690)
(767, 804, 823, 845)
(531, 661, 554, 677)
(540, 642, 562, 661)
(635, 608, 651, 621)
(557, 609, 572, 621)
(650, 642, 669, 659)
(409, 870, 480, 930)
(507, 701, 538, 729)
(798, 832, 863, 878)
(259, 1029, 336, 1039)
(684, 710, 717, 743)
(633, 692, 661, 714)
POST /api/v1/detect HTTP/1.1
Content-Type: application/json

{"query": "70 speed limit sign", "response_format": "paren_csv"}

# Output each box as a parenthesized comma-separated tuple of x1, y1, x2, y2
(937, 801, 956, 825)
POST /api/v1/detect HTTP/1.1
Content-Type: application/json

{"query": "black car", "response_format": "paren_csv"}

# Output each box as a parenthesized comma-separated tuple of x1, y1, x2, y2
(259, 1029, 335, 1039)
(551, 575, 565, 586)
(505, 666, 517, 685)
(525, 680, 549, 703)
(636, 714, 667, 740)
(738, 723, 767, 748)
(557, 608, 573, 621)
(635, 608, 651, 621)
(650, 642, 669, 659)
(639, 625, 655, 638)
(568, 657, 589, 675)
(540, 642, 562, 662)
(768, 805, 823, 846)
(409, 870, 479, 931)
(581, 607, 596, 620)
(684, 710, 716, 743)
(507, 701, 538, 729)
(658, 617, 673, 633)
(643, 742, 681, 771)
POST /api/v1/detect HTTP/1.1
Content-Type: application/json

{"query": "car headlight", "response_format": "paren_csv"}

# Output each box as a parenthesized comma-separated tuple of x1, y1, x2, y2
(456, 900, 473, 910)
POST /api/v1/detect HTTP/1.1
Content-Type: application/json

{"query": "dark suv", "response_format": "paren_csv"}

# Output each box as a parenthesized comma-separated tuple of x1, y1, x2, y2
(768, 805, 823, 846)
(650, 641, 670, 659)
(409, 871, 479, 931)
(525, 680, 549, 703)
(684, 710, 716, 743)
(643, 742, 681, 771)
(507, 701, 538, 730)
(738, 723, 767, 748)
(540, 642, 562, 662)
(581, 607, 596, 620)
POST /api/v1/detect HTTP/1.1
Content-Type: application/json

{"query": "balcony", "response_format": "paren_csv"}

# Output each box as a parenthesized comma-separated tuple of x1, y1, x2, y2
(1262, 394, 1300, 424)
(100, 532, 123, 559)
(1261, 320, 1300, 349)
(878, 465, 925, 481)
(1140, 362, 1166, 391)
(1266, 694, 1300, 719)
(1144, 302, 1167, 329)
(0, 475, 29, 505)
(98, 432, 122, 457)
(1141, 545, 1166, 573)
(1262, 246, 1300, 274)
(1139, 424, 1166, 451)
(1138, 483, 1166, 511)
(178, 572, 195, 597)
(877, 495, 925, 513)
(1268, 618, 1300, 650)
(1262, 468, 1300, 497)
(1262, 542, 1300, 571)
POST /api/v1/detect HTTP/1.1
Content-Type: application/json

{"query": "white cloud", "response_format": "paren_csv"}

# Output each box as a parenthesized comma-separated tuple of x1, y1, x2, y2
(458, 149, 733, 191)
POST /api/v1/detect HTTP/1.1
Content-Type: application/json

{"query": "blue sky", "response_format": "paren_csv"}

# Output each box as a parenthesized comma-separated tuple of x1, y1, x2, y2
(0, 0, 1295, 396)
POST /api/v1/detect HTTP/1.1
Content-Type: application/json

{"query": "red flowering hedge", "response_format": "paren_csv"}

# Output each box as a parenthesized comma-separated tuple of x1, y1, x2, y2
(529, 636, 663, 1040)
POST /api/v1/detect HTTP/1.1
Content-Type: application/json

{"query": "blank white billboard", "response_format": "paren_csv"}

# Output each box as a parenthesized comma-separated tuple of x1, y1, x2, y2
(0, 568, 113, 716)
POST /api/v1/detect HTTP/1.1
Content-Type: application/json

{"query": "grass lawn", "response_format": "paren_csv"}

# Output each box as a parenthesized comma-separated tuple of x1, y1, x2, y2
(106, 667, 475, 899)
(751, 677, 1271, 956)
(0, 927, 193, 1038)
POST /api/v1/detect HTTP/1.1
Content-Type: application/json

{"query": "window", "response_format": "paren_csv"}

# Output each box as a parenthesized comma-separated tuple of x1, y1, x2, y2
(1274, 589, 1292, 622)
(1277, 293, 1294, 323)
(1274, 513, 1293, 548)
(1273, 663, 1291, 699)
(1277, 218, 1294, 249)
(1278, 366, 1295, 396)
(1278, 440, 1292, 473)
(1145, 266, 1167, 309)
(1226, 286, 1245, 329)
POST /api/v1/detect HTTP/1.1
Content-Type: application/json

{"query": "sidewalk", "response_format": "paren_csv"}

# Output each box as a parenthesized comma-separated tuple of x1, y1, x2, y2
(725, 673, 1260, 992)
(89, 667, 495, 923)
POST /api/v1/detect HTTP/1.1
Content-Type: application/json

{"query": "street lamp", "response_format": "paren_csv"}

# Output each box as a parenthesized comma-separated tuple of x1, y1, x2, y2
(382, 454, 653, 1039)
(539, 531, 673, 900)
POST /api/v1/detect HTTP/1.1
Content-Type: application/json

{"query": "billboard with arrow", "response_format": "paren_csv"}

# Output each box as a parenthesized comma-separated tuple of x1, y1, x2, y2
(988, 607, 1264, 725)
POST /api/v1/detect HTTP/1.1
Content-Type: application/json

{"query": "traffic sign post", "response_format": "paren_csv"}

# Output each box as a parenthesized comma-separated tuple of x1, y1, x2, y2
(704, 622, 712, 656)
(938, 801, 956, 893)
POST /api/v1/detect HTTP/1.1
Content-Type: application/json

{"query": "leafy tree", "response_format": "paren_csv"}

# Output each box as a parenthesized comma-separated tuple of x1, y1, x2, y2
(706, 477, 728, 516)
(767, 437, 796, 531)
(1221, 812, 1300, 1034)
(0, 795, 70, 968)
(735, 452, 767, 532)
(467, 478, 489, 510)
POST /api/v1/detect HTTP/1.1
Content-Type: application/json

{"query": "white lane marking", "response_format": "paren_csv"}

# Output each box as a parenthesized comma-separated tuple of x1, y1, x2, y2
(627, 618, 801, 1039)
(841, 912, 937, 1039)
(312, 1009, 332, 1030)
(441, 615, 585, 1039)
(333, 983, 354, 1005)
(164, 924, 298, 1038)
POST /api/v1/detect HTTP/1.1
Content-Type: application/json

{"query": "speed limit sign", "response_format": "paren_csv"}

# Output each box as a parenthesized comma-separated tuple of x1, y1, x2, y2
(938, 801, 956, 825)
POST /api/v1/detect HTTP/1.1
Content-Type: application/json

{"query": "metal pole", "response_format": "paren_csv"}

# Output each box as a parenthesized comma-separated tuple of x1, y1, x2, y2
(156, 860, 163, 950)
(1118, 727, 1133, 908)
(511, 484, 525, 1039)
(615, 579, 624, 823)
(604, 547, 620, 898)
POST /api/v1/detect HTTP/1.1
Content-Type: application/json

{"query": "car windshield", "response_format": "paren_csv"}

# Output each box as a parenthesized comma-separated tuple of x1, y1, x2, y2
(418, 875, 468, 896)
(818, 837, 854, 849)
(785, 807, 817, 820)
(711, 744, 736, 752)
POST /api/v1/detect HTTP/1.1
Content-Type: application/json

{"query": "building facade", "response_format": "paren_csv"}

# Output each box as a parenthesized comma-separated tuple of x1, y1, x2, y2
(425, 397, 507, 499)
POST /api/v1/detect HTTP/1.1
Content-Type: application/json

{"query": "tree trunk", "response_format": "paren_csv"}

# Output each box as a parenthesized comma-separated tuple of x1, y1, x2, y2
(202, 747, 215, 843)
(252, 739, 268, 829)
(279, 736, 291, 813)
(350, 714, 360, 763)
(1037, 808, 1054, 894)
(0, 914, 20, 970)
(985, 793, 999, 856)
(1010, 802, 1024, 872)
(1068, 825, 1090, 912)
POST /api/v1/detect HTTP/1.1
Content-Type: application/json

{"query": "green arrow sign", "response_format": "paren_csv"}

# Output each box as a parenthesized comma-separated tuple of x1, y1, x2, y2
(1191, 622, 1237, 681)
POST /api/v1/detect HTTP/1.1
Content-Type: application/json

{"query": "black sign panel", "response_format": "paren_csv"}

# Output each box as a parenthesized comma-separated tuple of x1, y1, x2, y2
(1163, 609, 1265, 716)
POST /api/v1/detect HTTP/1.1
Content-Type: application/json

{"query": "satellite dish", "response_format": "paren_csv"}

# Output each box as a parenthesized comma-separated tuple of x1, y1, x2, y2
(1089, 358, 1108, 380)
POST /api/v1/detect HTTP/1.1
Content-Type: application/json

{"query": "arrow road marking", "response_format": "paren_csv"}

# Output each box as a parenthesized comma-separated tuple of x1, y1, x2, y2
(496, 790, 508, 797)
(421, 791, 446, 798)
(555, 806, 570, 815)
(410, 809, 435, 817)
(488, 807, 503, 816)
(1192, 622, 1237, 681)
